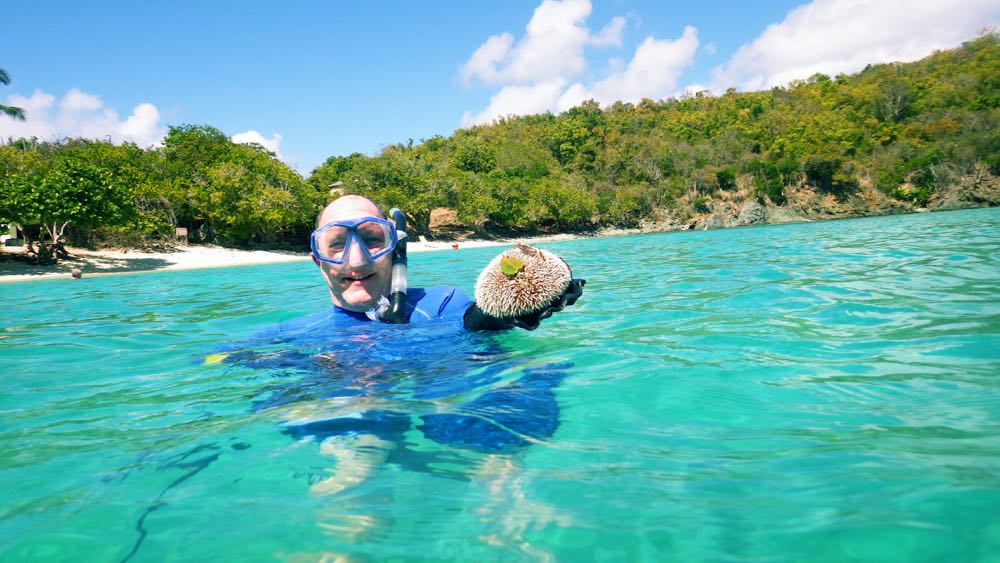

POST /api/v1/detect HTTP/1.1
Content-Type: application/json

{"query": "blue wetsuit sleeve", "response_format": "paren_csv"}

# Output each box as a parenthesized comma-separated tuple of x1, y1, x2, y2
(438, 287, 473, 319)
(407, 286, 473, 323)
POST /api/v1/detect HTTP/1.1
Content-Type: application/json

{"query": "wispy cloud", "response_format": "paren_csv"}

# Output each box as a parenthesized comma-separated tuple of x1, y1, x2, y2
(711, 0, 1000, 91)
(590, 15, 626, 48)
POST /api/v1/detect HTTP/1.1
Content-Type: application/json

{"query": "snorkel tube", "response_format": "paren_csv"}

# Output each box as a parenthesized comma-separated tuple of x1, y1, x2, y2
(380, 208, 409, 324)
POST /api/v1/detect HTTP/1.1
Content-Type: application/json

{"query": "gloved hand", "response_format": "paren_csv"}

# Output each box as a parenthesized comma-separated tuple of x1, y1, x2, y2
(464, 278, 585, 331)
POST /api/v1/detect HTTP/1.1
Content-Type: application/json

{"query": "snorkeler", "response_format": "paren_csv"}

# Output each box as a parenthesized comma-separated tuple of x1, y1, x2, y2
(213, 194, 584, 496)
(306, 194, 584, 332)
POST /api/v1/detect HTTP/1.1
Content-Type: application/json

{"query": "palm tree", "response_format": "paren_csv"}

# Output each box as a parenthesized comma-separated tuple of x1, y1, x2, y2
(0, 68, 26, 121)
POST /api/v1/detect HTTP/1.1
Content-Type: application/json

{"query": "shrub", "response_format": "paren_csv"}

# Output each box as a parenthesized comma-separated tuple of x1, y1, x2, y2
(804, 157, 856, 195)
(716, 166, 737, 191)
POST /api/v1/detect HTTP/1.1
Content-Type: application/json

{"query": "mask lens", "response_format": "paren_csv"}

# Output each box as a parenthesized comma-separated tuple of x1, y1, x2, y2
(316, 226, 350, 261)
(356, 221, 392, 254)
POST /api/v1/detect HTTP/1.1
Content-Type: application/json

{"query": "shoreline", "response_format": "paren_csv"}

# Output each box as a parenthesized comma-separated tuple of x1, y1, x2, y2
(2, 204, 994, 284)
(0, 231, 621, 284)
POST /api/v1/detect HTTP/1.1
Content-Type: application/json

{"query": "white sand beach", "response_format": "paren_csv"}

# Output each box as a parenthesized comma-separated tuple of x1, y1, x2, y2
(0, 232, 603, 283)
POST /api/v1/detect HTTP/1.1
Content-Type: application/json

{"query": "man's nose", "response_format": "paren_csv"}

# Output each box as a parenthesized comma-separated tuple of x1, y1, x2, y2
(344, 239, 372, 269)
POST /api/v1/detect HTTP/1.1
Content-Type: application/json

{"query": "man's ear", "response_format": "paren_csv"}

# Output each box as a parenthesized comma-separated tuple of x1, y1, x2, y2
(311, 253, 322, 268)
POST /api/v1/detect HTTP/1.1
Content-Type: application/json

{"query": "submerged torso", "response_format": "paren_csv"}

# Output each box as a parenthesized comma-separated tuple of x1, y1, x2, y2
(221, 286, 567, 454)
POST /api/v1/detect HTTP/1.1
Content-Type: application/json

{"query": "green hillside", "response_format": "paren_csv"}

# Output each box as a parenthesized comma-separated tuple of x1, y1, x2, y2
(2, 33, 998, 261)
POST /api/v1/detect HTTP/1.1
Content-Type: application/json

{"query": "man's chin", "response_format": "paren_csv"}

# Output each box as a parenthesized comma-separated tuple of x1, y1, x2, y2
(338, 289, 381, 312)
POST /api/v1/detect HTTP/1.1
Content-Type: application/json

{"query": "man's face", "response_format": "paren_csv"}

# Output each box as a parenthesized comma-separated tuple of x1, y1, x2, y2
(313, 201, 393, 312)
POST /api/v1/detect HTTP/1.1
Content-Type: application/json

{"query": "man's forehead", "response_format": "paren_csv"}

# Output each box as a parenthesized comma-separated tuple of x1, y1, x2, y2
(321, 200, 382, 224)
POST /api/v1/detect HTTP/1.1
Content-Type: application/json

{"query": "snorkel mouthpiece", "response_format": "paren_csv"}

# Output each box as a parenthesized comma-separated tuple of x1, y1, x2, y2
(380, 208, 409, 324)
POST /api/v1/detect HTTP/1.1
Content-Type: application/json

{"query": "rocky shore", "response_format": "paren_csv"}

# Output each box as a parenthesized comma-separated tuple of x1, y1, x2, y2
(632, 169, 1000, 233)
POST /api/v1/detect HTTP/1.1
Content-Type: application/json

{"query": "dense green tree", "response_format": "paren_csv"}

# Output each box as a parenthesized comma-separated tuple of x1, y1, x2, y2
(154, 125, 320, 245)
(450, 170, 495, 230)
(206, 143, 320, 244)
(308, 152, 370, 196)
(161, 125, 233, 238)
(1, 129, 319, 251)
(451, 135, 497, 174)
(49, 140, 164, 245)
(2, 155, 134, 262)
(525, 175, 597, 230)
(716, 166, 737, 191)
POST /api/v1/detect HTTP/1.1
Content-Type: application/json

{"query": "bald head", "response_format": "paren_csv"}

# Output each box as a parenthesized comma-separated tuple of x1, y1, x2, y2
(316, 195, 384, 228)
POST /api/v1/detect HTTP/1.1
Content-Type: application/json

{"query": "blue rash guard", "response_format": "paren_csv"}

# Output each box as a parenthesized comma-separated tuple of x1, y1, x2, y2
(223, 286, 566, 454)
(251, 286, 473, 341)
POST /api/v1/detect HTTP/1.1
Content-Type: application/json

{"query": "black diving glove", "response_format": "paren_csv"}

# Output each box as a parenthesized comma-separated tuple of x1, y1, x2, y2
(463, 278, 586, 332)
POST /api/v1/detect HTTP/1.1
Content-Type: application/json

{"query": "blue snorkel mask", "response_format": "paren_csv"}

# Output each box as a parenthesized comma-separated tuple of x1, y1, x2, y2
(310, 216, 398, 265)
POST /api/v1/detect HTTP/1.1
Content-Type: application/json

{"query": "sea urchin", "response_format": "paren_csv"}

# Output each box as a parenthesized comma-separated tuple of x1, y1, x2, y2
(474, 243, 572, 318)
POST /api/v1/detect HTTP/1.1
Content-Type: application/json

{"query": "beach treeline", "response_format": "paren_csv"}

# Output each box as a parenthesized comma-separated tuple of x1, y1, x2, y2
(1, 33, 998, 262)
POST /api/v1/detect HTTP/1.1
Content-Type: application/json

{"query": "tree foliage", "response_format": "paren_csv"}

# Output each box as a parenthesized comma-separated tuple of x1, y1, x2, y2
(1, 149, 134, 262)
(1, 129, 322, 261)
(0, 68, 26, 121)
(1, 33, 998, 259)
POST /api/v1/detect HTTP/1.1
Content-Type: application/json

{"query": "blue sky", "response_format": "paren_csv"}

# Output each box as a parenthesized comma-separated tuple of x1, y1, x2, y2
(3, 0, 998, 175)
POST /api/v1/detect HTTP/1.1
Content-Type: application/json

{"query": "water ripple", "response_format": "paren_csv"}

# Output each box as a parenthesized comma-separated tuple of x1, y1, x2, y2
(1, 209, 999, 560)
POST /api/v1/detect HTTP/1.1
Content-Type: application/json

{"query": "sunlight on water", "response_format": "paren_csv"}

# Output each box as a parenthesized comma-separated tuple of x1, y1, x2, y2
(2, 208, 999, 561)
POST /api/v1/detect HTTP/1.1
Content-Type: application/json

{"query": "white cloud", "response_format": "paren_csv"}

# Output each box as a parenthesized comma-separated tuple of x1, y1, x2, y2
(231, 130, 285, 160)
(460, 32, 515, 86)
(60, 88, 102, 112)
(119, 103, 161, 142)
(461, 80, 567, 127)
(5, 90, 56, 140)
(460, 0, 701, 125)
(712, 0, 1000, 91)
(461, 0, 619, 86)
(557, 26, 698, 111)
(590, 16, 626, 47)
(0, 88, 166, 147)
(678, 83, 710, 98)
(493, 0, 590, 83)
(0, 87, 294, 165)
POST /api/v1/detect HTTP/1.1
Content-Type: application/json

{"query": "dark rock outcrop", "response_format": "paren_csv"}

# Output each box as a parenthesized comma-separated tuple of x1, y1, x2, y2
(733, 200, 767, 226)
(928, 167, 1000, 211)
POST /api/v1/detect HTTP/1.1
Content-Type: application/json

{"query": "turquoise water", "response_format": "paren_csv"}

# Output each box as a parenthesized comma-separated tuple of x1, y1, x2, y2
(2, 208, 999, 561)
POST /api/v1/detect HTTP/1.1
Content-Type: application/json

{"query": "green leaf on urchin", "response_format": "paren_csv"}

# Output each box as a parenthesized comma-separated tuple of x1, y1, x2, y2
(500, 256, 525, 277)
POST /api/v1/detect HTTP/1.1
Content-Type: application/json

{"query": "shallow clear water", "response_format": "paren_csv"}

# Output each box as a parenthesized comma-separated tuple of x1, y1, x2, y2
(2, 208, 999, 562)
